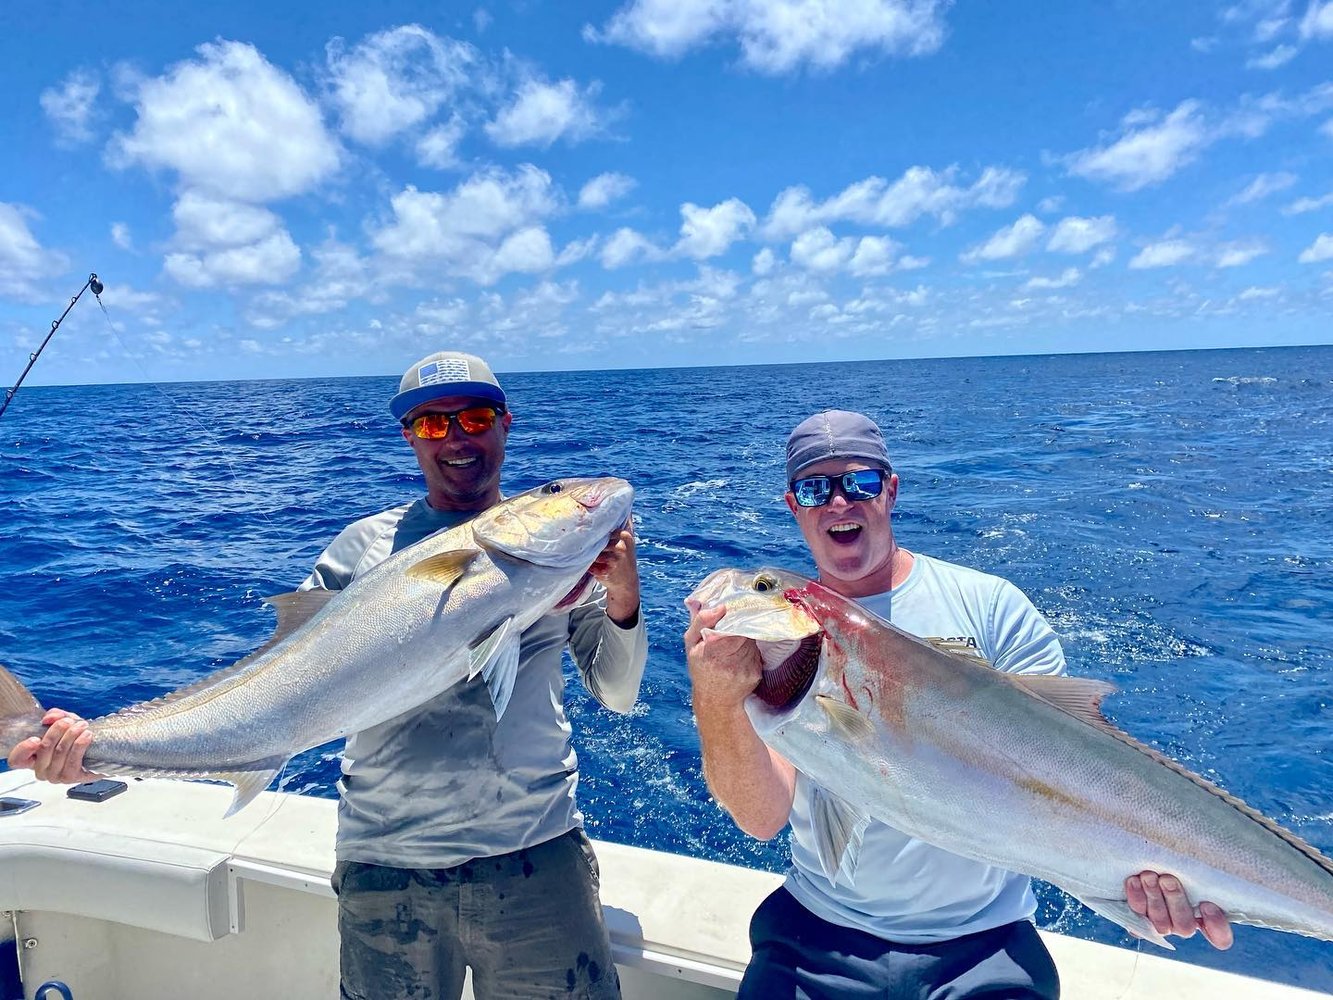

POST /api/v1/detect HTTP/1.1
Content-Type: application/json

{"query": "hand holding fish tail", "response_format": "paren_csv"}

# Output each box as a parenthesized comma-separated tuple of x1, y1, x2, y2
(1126, 871, 1234, 950)
(8, 708, 101, 784)
(590, 518, 640, 626)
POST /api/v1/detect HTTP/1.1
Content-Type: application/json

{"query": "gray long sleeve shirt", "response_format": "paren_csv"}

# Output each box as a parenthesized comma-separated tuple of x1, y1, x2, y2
(299, 496, 648, 868)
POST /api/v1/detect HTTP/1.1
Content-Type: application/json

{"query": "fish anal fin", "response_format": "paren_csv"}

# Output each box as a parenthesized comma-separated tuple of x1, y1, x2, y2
(469, 618, 520, 721)
(1011, 675, 1119, 728)
(810, 785, 870, 888)
(406, 549, 481, 589)
(261, 589, 337, 646)
(91, 758, 286, 818)
(1073, 894, 1175, 951)
(815, 695, 876, 742)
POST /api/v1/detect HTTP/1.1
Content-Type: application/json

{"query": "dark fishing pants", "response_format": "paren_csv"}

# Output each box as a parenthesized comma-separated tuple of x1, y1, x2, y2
(333, 828, 620, 1000)
(740, 887, 1060, 1000)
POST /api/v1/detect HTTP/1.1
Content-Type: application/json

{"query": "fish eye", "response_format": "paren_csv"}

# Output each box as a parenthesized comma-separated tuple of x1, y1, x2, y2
(753, 573, 778, 593)
(545, 482, 563, 495)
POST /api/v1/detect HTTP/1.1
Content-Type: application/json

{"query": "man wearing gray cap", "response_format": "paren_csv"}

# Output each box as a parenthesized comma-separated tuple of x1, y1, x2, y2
(304, 351, 646, 999)
(685, 410, 1231, 998)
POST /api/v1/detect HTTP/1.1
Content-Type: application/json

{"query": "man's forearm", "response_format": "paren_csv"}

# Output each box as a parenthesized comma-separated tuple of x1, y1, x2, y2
(695, 701, 796, 840)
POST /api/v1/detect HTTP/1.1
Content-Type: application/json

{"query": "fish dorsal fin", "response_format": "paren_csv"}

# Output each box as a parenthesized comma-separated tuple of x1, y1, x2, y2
(100, 590, 339, 723)
(1017, 675, 1333, 881)
(810, 785, 870, 888)
(406, 549, 480, 590)
(815, 695, 876, 742)
(1011, 674, 1118, 727)
(925, 637, 993, 667)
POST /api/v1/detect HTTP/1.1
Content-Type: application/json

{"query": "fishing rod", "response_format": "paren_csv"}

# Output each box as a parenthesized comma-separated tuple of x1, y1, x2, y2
(0, 271, 105, 420)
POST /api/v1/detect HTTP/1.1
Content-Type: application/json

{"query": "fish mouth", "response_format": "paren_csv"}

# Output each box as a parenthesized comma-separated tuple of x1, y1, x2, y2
(753, 633, 822, 711)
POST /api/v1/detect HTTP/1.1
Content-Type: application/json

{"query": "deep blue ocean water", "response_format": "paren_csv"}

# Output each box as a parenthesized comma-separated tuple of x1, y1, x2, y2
(2, 345, 1331, 989)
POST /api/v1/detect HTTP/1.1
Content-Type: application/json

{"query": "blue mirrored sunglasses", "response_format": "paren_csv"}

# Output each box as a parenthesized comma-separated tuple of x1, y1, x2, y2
(791, 468, 888, 508)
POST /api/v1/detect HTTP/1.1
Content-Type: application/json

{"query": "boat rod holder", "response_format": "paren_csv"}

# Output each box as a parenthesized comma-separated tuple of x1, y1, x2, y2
(0, 272, 104, 420)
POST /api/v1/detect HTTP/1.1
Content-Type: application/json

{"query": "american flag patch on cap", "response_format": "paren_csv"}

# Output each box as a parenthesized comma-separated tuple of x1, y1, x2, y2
(418, 358, 471, 386)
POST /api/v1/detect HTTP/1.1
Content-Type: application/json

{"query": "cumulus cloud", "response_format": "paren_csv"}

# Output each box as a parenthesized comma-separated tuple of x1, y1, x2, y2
(960, 214, 1044, 263)
(1129, 239, 1196, 269)
(1046, 215, 1117, 254)
(601, 228, 662, 269)
(416, 115, 467, 169)
(485, 78, 603, 147)
(762, 165, 1024, 239)
(246, 239, 373, 328)
(326, 25, 475, 146)
(40, 69, 101, 144)
(110, 222, 133, 251)
(0, 203, 70, 301)
(1300, 1, 1333, 39)
(1298, 233, 1333, 262)
(675, 198, 756, 259)
(371, 166, 562, 284)
(162, 191, 302, 289)
(1024, 267, 1081, 290)
(1067, 101, 1211, 191)
(1214, 241, 1269, 267)
(586, 0, 949, 74)
(578, 172, 637, 210)
(110, 40, 340, 203)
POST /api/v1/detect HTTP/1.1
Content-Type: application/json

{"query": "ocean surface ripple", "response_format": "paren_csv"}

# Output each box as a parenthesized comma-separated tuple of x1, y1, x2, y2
(2, 346, 1331, 988)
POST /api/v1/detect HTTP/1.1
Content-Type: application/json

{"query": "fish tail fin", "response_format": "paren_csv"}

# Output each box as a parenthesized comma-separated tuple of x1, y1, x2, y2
(0, 664, 46, 753)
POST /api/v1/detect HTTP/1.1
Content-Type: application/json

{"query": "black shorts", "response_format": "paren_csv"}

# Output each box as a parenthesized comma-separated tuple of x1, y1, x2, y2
(740, 887, 1060, 1000)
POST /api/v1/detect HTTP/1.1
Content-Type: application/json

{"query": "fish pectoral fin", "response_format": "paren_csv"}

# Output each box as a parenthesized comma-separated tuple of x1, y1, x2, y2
(810, 785, 870, 888)
(1073, 893, 1175, 951)
(470, 617, 520, 721)
(815, 695, 876, 742)
(1011, 675, 1119, 728)
(219, 760, 288, 818)
(406, 549, 482, 590)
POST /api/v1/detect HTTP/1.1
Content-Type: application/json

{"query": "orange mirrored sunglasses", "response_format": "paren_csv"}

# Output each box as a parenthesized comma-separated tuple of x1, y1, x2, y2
(407, 406, 504, 439)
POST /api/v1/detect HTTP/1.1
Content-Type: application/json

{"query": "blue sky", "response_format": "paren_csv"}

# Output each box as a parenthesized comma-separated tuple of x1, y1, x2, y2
(3, 0, 1332, 384)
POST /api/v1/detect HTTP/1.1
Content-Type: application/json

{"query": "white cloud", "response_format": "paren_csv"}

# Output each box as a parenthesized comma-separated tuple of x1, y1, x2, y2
(0, 203, 70, 301)
(960, 214, 1044, 263)
(1024, 267, 1081, 290)
(587, 0, 949, 73)
(1228, 171, 1298, 205)
(110, 222, 133, 251)
(1298, 233, 1333, 262)
(171, 191, 285, 250)
(1238, 285, 1280, 300)
(164, 231, 301, 289)
(1300, 1, 1333, 39)
(752, 247, 776, 275)
(1129, 239, 1196, 269)
(246, 239, 372, 328)
(1036, 196, 1065, 214)
(1067, 101, 1211, 191)
(578, 172, 637, 210)
(1046, 215, 1117, 254)
(848, 235, 897, 276)
(40, 69, 100, 144)
(371, 166, 562, 285)
(675, 198, 756, 259)
(762, 165, 1024, 239)
(1090, 246, 1116, 269)
(1215, 241, 1269, 267)
(325, 25, 474, 146)
(601, 228, 662, 269)
(485, 78, 602, 148)
(416, 115, 467, 169)
(110, 40, 340, 202)
(1247, 44, 1299, 68)
(1284, 190, 1333, 213)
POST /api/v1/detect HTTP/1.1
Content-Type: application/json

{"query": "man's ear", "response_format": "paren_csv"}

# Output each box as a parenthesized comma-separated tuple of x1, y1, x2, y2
(783, 491, 799, 516)
(400, 424, 414, 444)
(884, 472, 899, 509)
(501, 411, 514, 432)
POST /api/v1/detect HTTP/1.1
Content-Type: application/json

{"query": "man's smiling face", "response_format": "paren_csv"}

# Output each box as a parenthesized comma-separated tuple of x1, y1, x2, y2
(402, 394, 513, 512)
(785, 458, 899, 597)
